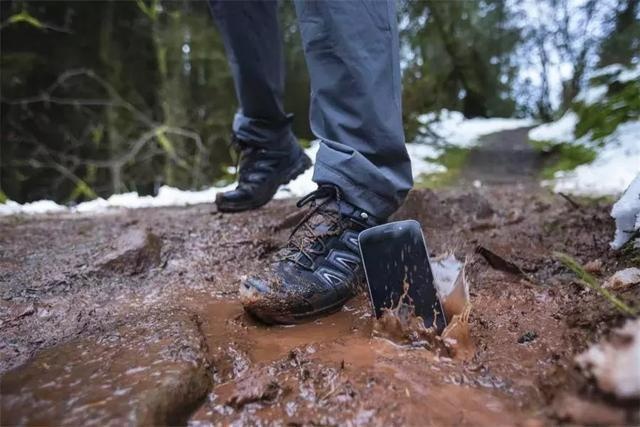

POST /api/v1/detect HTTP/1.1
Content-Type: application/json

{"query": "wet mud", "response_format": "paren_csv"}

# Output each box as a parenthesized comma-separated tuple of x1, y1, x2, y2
(1, 186, 639, 425)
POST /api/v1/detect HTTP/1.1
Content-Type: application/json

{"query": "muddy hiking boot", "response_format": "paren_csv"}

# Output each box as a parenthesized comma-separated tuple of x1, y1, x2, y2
(215, 136, 312, 212)
(240, 185, 382, 324)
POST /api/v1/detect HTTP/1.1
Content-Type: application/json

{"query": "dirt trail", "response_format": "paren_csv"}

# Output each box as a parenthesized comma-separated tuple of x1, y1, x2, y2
(1, 182, 638, 425)
(461, 126, 542, 185)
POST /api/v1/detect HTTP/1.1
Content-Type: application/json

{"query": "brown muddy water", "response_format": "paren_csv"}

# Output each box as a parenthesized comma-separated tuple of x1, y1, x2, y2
(1, 186, 639, 425)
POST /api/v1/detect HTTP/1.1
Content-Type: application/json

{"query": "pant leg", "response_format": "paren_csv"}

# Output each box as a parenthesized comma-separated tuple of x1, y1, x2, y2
(293, 0, 412, 219)
(209, 0, 295, 148)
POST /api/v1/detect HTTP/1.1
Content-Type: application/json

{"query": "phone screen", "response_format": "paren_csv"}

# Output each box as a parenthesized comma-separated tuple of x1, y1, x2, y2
(358, 220, 446, 333)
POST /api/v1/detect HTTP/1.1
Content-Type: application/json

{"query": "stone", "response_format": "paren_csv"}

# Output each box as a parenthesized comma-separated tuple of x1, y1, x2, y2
(97, 228, 161, 274)
(1, 309, 210, 426)
(603, 267, 640, 290)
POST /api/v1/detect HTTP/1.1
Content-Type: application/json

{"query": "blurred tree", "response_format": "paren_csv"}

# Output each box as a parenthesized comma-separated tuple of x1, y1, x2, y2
(1, 0, 237, 202)
(1, 0, 637, 204)
(598, 0, 640, 66)
(513, 0, 625, 117)
(401, 0, 521, 120)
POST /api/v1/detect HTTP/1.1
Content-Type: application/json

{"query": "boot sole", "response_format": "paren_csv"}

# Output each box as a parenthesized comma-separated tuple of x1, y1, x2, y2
(245, 293, 354, 325)
(216, 152, 313, 213)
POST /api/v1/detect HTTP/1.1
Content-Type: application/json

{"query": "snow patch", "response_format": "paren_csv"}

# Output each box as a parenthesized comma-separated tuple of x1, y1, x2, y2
(618, 66, 640, 83)
(610, 173, 640, 250)
(575, 318, 640, 399)
(549, 122, 640, 197)
(405, 143, 447, 179)
(528, 112, 578, 144)
(590, 64, 626, 78)
(415, 109, 536, 148)
(0, 200, 67, 216)
(590, 62, 640, 84)
(575, 85, 608, 106)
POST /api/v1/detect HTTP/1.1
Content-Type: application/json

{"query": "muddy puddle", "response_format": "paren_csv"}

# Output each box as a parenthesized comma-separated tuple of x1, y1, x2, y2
(185, 254, 490, 425)
(187, 291, 532, 426)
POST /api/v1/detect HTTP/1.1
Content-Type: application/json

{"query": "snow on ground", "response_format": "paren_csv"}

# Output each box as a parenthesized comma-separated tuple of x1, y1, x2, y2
(574, 85, 608, 106)
(529, 63, 640, 197)
(0, 200, 68, 216)
(1, 112, 535, 216)
(405, 143, 447, 177)
(533, 121, 640, 197)
(591, 63, 640, 84)
(610, 173, 640, 250)
(415, 109, 536, 148)
(528, 112, 578, 144)
(576, 318, 640, 399)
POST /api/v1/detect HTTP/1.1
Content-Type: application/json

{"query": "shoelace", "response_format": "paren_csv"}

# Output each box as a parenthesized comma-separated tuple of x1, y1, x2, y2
(282, 187, 346, 269)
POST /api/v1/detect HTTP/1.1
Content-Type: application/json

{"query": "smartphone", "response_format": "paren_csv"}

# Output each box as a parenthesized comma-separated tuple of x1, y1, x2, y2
(358, 220, 446, 333)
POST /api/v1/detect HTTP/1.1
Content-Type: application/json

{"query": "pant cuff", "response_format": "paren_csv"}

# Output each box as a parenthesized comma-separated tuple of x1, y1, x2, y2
(313, 160, 397, 220)
(232, 112, 295, 149)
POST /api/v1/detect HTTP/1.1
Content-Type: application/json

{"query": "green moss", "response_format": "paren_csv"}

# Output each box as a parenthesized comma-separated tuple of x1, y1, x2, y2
(414, 146, 470, 189)
(0, 190, 7, 204)
(537, 143, 597, 180)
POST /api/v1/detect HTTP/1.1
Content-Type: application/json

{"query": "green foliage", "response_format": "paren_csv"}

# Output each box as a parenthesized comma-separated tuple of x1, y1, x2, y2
(0, 190, 8, 204)
(619, 240, 640, 265)
(414, 146, 470, 188)
(68, 180, 97, 202)
(573, 75, 640, 140)
(536, 143, 597, 180)
(598, 0, 640, 67)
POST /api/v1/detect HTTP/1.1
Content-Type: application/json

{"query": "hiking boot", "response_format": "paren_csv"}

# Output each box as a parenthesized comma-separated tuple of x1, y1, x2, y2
(240, 185, 382, 324)
(215, 136, 312, 212)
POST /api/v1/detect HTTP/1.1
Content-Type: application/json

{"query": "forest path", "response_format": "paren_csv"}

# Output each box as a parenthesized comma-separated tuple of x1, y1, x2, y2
(2, 184, 636, 425)
(460, 126, 542, 185)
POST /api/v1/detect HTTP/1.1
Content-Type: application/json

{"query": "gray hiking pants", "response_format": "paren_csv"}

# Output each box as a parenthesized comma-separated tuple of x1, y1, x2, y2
(209, 0, 412, 219)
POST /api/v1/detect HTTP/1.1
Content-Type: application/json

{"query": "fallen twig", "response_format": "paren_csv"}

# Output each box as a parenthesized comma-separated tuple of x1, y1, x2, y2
(476, 245, 539, 285)
(558, 192, 581, 209)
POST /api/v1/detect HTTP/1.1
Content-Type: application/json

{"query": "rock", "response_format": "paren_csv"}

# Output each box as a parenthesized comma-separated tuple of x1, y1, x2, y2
(452, 192, 495, 219)
(584, 259, 603, 274)
(97, 228, 161, 274)
(226, 370, 281, 409)
(603, 267, 640, 290)
(1, 309, 211, 426)
(552, 394, 626, 425)
(575, 318, 640, 399)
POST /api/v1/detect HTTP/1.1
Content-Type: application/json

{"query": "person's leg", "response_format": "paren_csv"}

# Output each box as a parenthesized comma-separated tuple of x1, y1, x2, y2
(294, 0, 412, 219)
(209, 0, 311, 212)
(208, 0, 293, 148)
(240, 0, 413, 324)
